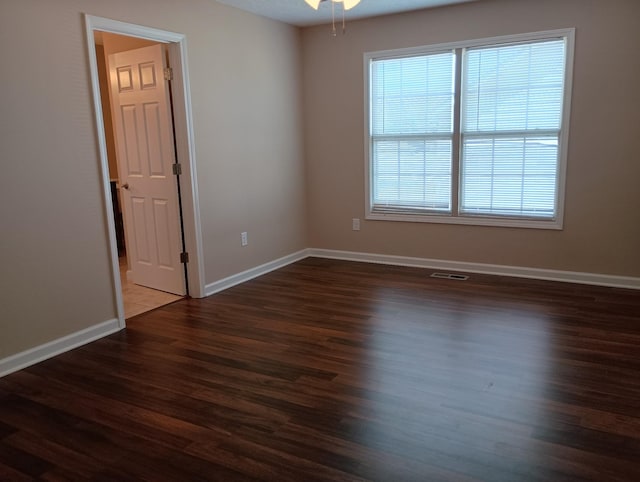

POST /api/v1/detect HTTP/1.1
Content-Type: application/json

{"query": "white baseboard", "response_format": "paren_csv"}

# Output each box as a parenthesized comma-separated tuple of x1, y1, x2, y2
(3, 249, 635, 379)
(204, 249, 310, 296)
(0, 318, 121, 378)
(308, 248, 640, 290)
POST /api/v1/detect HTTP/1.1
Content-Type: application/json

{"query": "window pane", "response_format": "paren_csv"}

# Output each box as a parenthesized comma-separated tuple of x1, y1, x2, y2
(370, 51, 455, 212)
(461, 135, 558, 217)
(372, 139, 452, 211)
(463, 40, 566, 133)
(460, 38, 566, 219)
(371, 52, 455, 135)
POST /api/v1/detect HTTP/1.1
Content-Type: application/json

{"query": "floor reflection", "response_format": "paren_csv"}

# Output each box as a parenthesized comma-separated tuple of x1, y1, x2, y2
(349, 285, 554, 477)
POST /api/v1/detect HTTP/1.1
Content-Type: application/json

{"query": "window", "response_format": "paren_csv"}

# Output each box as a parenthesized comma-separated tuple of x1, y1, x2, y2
(365, 29, 574, 229)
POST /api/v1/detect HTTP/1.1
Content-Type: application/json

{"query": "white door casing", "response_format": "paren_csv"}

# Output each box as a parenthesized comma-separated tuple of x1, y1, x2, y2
(109, 45, 185, 295)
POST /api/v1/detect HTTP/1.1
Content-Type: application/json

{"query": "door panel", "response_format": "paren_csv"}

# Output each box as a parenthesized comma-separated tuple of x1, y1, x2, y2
(131, 197, 151, 264)
(109, 44, 185, 295)
(121, 105, 142, 175)
(152, 199, 173, 268)
(139, 62, 157, 89)
(143, 103, 166, 176)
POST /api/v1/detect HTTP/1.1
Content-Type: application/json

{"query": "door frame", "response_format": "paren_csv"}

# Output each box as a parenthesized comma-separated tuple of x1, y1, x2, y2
(85, 15, 206, 329)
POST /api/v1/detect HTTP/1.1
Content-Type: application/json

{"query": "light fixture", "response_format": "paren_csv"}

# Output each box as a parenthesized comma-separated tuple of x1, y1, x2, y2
(305, 0, 362, 36)
(304, 0, 361, 10)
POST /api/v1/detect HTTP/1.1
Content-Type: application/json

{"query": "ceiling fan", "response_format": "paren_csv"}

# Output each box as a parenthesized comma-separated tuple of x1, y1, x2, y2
(305, 0, 362, 35)
(304, 0, 361, 10)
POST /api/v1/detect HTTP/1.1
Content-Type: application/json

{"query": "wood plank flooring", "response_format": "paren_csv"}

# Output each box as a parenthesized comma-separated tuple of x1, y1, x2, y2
(1, 257, 639, 481)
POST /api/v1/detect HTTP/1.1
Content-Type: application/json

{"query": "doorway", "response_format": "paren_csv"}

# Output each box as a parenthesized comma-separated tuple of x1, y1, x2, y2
(85, 15, 205, 329)
(95, 33, 185, 317)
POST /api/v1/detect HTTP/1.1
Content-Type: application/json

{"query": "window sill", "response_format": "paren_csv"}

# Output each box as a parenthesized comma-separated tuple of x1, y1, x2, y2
(366, 211, 563, 230)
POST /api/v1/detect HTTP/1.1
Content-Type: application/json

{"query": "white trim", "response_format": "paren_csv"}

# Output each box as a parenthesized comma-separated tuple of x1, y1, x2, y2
(363, 28, 575, 231)
(205, 250, 310, 296)
(0, 319, 120, 378)
(166, 37, 206, 298)
(3, 248, 636, 380)
(85, 16, 125, 327)
(84, 15, 206, 324)
(308, 249, 640, 290)
(365, 212, 563, 230)
(366, 29, 577, 61)
(556, 28, 576, 231)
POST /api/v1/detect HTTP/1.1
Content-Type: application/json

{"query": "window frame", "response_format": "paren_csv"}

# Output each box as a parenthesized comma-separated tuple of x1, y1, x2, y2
(363, 29, 575, 230)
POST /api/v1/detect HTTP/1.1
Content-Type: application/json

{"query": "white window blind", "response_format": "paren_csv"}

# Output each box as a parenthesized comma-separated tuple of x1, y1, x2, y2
(370, 52, 455, 213)
(461, 39, 567, 218)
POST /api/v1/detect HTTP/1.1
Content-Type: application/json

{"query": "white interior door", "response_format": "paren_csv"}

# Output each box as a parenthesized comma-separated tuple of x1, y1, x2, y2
(109, 44, 185, 295)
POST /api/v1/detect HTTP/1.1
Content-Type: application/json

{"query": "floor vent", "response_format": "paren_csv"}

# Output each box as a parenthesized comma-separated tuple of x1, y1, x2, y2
(430, 272, 469, 281)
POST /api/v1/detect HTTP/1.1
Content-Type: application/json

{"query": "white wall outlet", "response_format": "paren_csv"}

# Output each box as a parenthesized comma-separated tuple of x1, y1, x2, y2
(241, 231, 248, 246)
(352, 218, 361, 231)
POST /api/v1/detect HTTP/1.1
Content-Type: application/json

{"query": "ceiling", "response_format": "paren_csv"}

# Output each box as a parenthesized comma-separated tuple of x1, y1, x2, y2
(215, 0, 478, 27)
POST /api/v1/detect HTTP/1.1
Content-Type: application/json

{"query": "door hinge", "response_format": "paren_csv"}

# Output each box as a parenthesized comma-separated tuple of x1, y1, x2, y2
(180, 252, 189, 264)
(172, 163, 182, 176)
(164, 67, 173, 81)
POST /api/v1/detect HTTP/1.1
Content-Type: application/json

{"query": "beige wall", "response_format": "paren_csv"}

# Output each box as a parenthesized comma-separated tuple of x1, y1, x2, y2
(0, 0, 306, 359)
(302, 0, 640, 277)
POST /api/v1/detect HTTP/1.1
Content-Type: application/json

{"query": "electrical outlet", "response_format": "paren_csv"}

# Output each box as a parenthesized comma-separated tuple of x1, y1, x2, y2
(241, 231, 248, 246)
(352, 218, 361, 231)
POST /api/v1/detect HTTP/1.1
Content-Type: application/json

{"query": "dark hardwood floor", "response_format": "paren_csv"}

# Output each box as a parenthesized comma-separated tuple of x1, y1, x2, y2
(1, 257, 640, 481)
